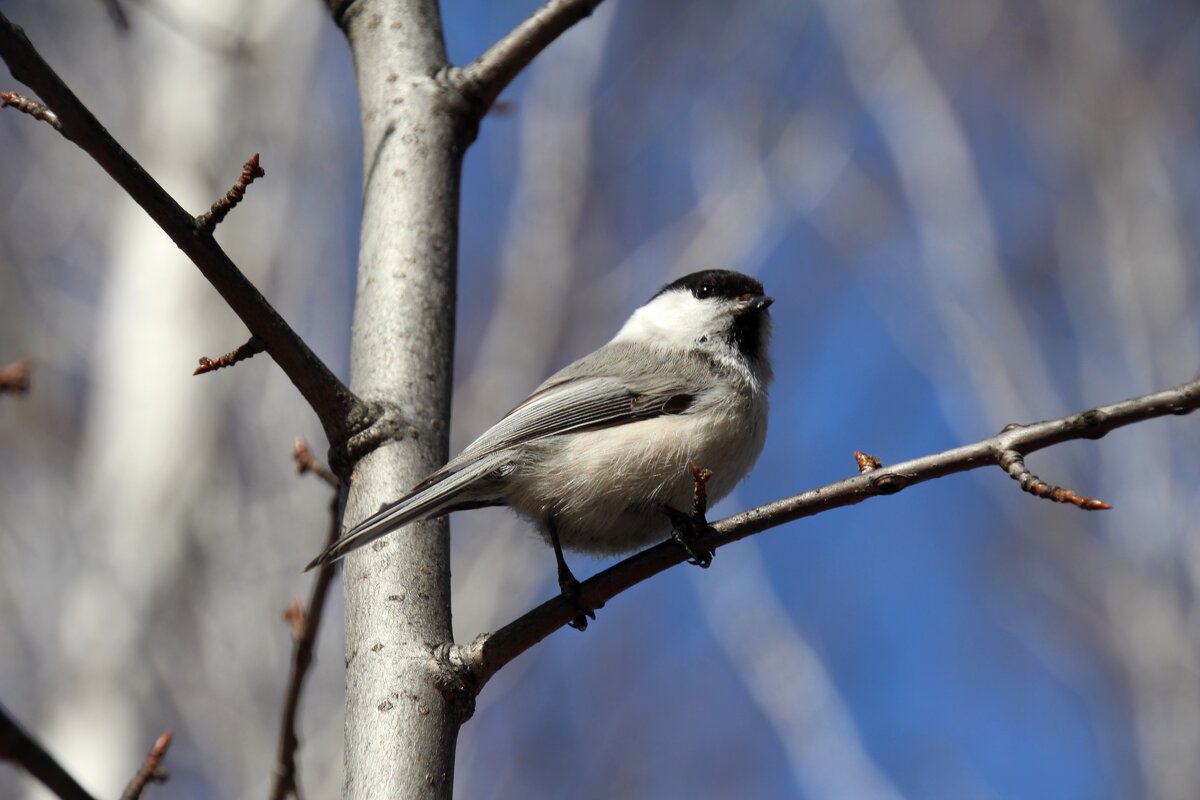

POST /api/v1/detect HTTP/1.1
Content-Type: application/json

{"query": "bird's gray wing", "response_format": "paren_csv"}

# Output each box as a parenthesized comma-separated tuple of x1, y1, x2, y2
(435, 376, 693, 477)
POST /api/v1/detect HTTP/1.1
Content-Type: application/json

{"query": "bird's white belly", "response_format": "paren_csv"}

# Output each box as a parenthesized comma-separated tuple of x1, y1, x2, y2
(503, 391, 767, 555)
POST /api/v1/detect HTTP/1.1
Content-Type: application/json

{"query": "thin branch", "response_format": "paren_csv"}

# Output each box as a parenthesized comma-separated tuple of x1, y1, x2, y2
(455, 0, 605, 117)
(293, 437, 339, 489)
(998, 448, 1111, 510)
(193, 336, 266, 376)
(196, 153, 265, 232)
(270, 494, 340, 800)
(119, 730, 173, 800)
(457, 376, 1200, 688)
(0, 702, 99, 800)
(0, 90, 60, 129)
(0, 359, 32, 393)
(0, 12, 362, 443)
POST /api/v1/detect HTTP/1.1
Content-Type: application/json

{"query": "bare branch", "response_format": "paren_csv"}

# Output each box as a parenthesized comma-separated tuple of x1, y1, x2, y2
(0, 359, 32, 394)
(457, 376, 1200, 688)
(455, 0, 605, 117)
(0, 702, 99, 800)
(0, 12, 363, 444)
(0, 90, 59, 129)
(292, 437, 339, 489)
(196, 153, 265, 232)
(270, 495, 340, 800)
(119, 730, 173, 800)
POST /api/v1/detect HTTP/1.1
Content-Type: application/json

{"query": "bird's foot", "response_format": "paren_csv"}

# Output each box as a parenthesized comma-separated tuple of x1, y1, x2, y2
(557, 570, 598, 632)
(548, 520, 599, 631)
(662, 505, 715, 568)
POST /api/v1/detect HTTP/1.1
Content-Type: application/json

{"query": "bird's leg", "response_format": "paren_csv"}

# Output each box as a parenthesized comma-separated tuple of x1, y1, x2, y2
(663, 462, 717, 568)
(548, 520, 596, 631)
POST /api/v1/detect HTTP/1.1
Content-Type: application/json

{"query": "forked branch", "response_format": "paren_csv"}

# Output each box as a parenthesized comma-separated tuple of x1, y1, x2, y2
(455, 0, 606, 116)
(0, 12, 362, 444)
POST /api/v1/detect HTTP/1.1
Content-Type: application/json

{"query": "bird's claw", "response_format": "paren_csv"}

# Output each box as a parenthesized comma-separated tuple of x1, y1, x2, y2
(663, 505, 716, 568)
(557, 571, 597, 632)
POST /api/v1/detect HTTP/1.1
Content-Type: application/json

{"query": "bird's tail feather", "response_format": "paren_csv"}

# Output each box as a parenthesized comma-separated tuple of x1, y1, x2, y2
(304, 454, 506, 571)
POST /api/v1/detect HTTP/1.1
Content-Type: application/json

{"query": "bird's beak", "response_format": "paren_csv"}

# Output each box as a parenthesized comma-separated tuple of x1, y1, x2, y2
(739, 295, 774, 314)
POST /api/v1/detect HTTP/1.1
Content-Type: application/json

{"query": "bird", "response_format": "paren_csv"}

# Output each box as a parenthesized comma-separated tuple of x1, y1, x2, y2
(308, 269, 773, 629)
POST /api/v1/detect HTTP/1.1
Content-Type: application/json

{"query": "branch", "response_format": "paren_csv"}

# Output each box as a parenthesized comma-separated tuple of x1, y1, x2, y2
(0, 359, 32, 393)
(119, 730, 172, 800)
(0, 12, 362, 443)
(0, 702, 98, 800)
(455, 0, 605, 116)
(457, 376, 1200, 688)
(270, 493, 340, 800)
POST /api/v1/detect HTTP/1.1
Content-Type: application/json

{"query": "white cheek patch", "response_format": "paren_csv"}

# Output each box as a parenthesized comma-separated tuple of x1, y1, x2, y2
(611, 290, 724, 347)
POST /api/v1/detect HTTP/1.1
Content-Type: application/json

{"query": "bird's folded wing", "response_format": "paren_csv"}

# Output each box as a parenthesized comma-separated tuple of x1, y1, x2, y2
(439, 375, 694, 475)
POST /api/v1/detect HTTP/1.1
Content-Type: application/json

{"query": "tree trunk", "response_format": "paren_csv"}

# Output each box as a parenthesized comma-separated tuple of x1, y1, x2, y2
(339, 1, 464, 796)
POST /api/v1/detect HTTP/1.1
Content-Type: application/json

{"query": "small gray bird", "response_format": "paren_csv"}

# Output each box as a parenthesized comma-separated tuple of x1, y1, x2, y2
(308, 269, 773, 629)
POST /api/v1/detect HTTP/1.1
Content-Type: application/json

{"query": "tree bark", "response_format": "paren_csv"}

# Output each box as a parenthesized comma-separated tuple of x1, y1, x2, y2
(339, 1, 465, 796)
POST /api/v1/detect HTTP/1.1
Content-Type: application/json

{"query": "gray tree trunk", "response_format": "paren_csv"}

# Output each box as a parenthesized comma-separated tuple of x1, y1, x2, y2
(340, 1, 463, 796)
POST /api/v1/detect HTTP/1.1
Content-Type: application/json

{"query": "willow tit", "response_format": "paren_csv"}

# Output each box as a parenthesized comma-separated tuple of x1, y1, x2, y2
(308, 269, 772, 629)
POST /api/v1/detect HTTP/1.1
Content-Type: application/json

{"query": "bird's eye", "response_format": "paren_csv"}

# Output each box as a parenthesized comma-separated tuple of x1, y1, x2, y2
(695, 283, 713, 299)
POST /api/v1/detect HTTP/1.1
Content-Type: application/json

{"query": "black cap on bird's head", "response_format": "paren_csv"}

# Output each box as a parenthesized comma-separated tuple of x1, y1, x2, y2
(654, 269, 770, 306)
(650, 269, 773, 364)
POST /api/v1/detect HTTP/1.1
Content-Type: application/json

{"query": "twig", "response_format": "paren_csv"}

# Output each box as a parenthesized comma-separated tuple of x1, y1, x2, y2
(270, 494, 340, 800)
(0, 359, 32, 393)
(0, 12, 362, 443)
(998, 448, 1111, 510)
(193, 336, 266, 376)
(119, 730, 172, 800)
(282, 598, 307, 641)
(854, 451, 882, 473)
(0, 90, 60, 129)
(0, 702, 99, 800)
(454, 376, 1200, 689)
(455, 0, 605, 116)
(195, 153, 265, 232)
(689, 461, 712, 518)
(293, 437, 339, 489)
